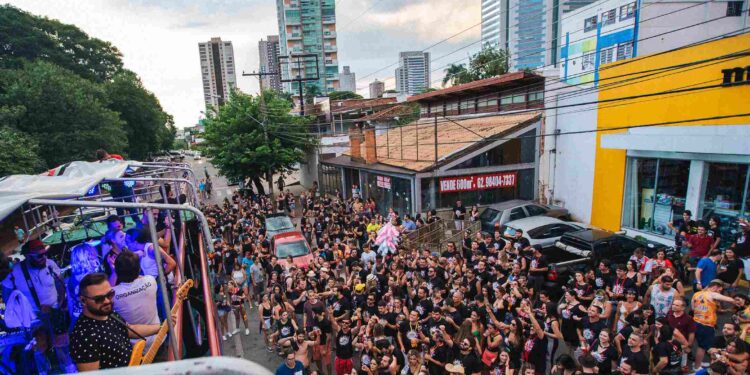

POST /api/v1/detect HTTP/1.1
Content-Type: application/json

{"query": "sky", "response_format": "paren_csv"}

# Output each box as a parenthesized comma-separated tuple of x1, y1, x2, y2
(6, 0, 481, 128)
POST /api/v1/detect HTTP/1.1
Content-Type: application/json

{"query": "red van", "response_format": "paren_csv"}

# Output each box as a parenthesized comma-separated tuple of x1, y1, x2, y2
(273, 231, 313, 269)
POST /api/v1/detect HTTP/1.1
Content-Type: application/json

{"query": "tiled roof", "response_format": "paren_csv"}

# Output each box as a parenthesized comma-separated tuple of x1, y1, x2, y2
(343, 112, 542, 172)
(407, 71, 540, 102)
(358, 105, 415, 122)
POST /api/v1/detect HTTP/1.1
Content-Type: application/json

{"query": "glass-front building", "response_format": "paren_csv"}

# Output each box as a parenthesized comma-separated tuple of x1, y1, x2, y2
(621, 154, 750, 245)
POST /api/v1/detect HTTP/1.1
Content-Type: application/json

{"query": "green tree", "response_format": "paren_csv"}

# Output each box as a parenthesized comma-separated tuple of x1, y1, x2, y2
(328, 91, 363, 100)
(0, 126, 46, 176)
(469, 46, 509, 80)
(0, 5, 124, 82)
(304, 84, 322, 104)
(442, 46, 510, 86)
(105, 70, 174, 160)
(442, 63, 472, 87)
(0, 61, 127, 167)
(203, 90, 316, 195)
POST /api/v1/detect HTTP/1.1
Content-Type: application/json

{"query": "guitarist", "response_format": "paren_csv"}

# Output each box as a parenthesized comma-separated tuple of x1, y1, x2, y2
(112, 251, 159, 346)
(70, 273, 165, 371)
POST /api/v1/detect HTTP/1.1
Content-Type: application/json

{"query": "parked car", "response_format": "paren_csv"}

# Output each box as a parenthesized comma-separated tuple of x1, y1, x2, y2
(193, 151, 201, 160)
(265, 213, 295, 240)
(273, 231, 313, 269)
(541, 229, 673, 298)
(499, 216, 590, 249)
(479, 200, 570, 234)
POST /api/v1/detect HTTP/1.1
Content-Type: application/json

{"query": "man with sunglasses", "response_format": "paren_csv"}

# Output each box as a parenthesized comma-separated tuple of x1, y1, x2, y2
(70, 273, 163, 371)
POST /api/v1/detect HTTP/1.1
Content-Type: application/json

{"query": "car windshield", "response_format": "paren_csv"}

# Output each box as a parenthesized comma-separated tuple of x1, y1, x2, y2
(480, 208, 502, 223)
(266, 216, 294, 231)
(276, 240, 309, 258)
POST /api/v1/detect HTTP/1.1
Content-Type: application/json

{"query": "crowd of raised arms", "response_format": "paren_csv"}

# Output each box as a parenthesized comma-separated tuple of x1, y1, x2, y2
(203, 185, 750, 375)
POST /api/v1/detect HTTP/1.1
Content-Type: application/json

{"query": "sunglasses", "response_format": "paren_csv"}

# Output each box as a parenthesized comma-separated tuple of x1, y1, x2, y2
(83, 289, 115, 304)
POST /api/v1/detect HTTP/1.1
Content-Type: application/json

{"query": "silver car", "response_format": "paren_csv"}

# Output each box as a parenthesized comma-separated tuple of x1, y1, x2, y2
(499, 216, 589, 249)
(479, 199, 570, 234)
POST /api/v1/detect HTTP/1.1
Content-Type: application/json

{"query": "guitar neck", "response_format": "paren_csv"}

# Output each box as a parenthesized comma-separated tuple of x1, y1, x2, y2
(141, 294, 186, 363)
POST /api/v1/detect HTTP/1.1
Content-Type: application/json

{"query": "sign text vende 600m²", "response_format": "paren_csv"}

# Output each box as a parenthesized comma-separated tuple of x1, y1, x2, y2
(439, 172, 517, 193)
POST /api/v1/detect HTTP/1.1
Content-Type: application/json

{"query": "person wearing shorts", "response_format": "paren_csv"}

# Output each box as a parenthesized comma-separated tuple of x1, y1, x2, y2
(691, 279, 738, 368)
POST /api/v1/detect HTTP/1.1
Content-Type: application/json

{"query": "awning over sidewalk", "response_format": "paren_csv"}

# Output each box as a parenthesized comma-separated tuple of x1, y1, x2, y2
(600, 124, 750, 154)
(0, 160, 132, 220)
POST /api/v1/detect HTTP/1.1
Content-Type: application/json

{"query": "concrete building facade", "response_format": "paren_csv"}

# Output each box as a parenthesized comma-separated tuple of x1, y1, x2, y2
(395, 51, 431, 96)
(198, 37, 237, 111)
(276, 0, 340, 95)
(258, 35, 282, 92)
(339, 66, 356, 92)
(369, 79, 385, 98)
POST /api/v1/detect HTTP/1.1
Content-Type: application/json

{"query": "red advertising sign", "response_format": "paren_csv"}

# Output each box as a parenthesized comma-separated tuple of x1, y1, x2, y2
(376, 175, 392, 190)
(439, 172, 517, 193)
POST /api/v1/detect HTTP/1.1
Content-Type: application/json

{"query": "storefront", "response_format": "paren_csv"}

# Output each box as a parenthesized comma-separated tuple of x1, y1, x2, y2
(589, 33, 750, 244)
(321, 110, 542, 216)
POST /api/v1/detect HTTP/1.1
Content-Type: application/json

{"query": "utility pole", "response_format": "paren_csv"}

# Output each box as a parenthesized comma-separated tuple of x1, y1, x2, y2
(242, 70, 280, 195)
(434, 114, 438, 164)
(279, 53, 320, 116)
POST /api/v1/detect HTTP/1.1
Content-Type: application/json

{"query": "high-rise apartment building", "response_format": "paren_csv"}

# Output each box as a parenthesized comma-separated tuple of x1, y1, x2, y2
(369, 79, 385, 98)
(481, 0, 596, 72)
(276, 0, 339, 95)
(198, 37, 237, 111)
(259, 35, 282, 92)
(395, 51, 430, 96)
(339, 66, 356, 92)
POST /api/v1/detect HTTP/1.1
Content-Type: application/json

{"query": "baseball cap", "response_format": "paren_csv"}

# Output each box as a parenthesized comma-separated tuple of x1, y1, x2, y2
(307, 270, 316, 278)
(22, 239, 47, 255)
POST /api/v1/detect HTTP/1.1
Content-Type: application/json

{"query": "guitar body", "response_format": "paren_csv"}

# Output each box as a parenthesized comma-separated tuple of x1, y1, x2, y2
(129, 340, 146, 366)
(129, 279, 193, 366)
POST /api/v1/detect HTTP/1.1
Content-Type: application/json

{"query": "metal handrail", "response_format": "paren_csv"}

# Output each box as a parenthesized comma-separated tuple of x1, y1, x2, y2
(26, 198, 221, 359)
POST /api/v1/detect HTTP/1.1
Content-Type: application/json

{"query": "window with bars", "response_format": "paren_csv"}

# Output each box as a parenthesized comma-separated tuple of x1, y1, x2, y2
(601, 9, 616, 26)
(620, 2, 636, 20)
(726, 1, 743, 16)
(600, 47, 615, 65)
(584, 16, 598, 32)
(617, 42, 634, 61)
(581, 53, 596, 70)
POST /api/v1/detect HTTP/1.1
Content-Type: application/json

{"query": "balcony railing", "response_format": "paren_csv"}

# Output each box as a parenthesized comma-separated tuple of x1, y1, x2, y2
(324, 31, 337, 38)
(324, 45, 337, 52)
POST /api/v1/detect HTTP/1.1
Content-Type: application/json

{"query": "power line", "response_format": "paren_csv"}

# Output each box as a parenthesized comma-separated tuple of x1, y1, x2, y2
(338, 0, 385, 32)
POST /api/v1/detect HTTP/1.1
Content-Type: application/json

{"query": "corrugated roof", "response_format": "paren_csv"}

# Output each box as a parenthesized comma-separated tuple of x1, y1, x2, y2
(342, 112, 542, 172)
(407, 71, 540, 102)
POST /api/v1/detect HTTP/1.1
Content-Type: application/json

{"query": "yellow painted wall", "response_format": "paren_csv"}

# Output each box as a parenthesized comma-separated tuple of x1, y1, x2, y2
(590, 33, 750, 231)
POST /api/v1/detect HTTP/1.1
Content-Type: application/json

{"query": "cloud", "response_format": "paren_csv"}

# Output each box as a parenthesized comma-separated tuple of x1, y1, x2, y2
(6, 0, 481, 126)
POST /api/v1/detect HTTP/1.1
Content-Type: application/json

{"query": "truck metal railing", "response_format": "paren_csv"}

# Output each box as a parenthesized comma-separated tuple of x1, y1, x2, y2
(25, 198, 222, 361)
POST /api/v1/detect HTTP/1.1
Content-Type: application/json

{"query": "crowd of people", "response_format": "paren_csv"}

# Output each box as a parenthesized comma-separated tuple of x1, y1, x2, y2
(203, 184, 750, 375)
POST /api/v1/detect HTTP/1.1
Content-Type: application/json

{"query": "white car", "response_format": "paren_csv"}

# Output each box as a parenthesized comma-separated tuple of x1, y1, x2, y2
(500, 216, 591, 249)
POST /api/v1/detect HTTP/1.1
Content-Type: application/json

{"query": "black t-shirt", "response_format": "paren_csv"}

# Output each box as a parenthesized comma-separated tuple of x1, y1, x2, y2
(522, 335, 547, 372)
(453, 206, 466, 220)
(653, 340, 682, 375)
(313, 318, 332, 345)
(223, 249, 238, 274)
(335, 330, 354, 359)
(594, 270, 614, 290)
(450, 347, 482, 375)
(427, 344, 450, 375)
(399, 321, 422, 350)
(332, 297, 351, 319)
(529, 255, 548, 277)
(734, 232, 750, 257)
(718, 258, 743, 284)
(591, 343, 617, 374)
(70, 313, 131, 369)
(580, 317, 606, 347)
(621, 347, 649, 374)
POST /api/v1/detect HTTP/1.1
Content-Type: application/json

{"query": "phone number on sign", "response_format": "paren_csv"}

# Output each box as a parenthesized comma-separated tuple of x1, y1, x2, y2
(439, 172, 517, 192)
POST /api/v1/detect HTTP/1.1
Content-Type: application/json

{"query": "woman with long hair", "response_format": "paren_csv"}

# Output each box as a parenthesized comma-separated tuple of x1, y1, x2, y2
(613, 289, 641, 332)
(541, 302, 563, 373)
(590, 328, 617, 373)
(258, 293, 274, 351)
(67, 243, 101, 326)
(400, 349, 425, 375)
(558, 290, 587, 355)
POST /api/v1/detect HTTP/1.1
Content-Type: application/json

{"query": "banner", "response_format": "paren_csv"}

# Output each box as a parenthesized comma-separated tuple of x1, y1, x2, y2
(376, 175, 392, 190)
(439, 171, 517, 193)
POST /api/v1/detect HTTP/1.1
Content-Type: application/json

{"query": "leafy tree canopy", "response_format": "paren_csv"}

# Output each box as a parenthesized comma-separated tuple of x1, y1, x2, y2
(329, 91, 363, 100)
(0, 5, 124, 82)
(203, 90, 317, 194)
(442, 46, 509, 87)
(0, 61, 127, 167)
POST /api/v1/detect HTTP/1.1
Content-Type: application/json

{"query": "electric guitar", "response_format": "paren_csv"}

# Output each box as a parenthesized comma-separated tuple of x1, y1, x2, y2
(128, 279, 193, 366)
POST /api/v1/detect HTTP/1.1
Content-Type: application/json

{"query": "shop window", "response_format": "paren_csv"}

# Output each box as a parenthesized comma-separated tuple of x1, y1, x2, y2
(622, 158, 690, 237)
(700, 163, 750, 246)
